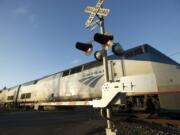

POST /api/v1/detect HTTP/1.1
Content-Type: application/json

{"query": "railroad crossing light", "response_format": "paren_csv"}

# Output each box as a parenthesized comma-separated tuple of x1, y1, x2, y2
(94, 50, 103, 61)
(94, 33, 114, 47)
(112, 43, 124, 56)
(75, 42, 93, 55)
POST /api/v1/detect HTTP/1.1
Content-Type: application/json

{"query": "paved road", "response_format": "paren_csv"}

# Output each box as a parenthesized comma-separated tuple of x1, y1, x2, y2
(1, 109, 179, 135)
(0, 108, 106, 135)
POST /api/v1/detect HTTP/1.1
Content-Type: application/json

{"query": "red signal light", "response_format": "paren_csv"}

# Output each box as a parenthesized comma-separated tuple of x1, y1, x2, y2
(94, 33, 114, 46)
(75, 42, 93, 55)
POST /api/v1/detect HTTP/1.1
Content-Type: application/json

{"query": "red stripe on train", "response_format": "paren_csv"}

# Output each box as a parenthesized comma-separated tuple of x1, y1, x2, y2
(128, 90, 180, 96)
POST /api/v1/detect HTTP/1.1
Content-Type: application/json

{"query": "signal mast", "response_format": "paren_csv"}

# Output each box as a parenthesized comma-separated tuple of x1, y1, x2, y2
(75, 0, 123, 135)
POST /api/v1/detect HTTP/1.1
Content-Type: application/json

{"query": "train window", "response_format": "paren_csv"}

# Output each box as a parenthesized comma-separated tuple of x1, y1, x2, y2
(125, 46, 145, 58)
(83, 61, 103, 70)
(70, 66, 82, 75)
(143, 45, 149, 53)
(144, 45, 154, 54)
(7, 96, 14, 100)
(26, 93, 31, 99)
(134, 48, 144, 55)
(21, 94, 26, 99)
(33, 80, 38, 84)
(21, 93, 31, 99)
(62, 70, 69, 77)
(124, 51, 134, 58)
(144, 45, 161, 56)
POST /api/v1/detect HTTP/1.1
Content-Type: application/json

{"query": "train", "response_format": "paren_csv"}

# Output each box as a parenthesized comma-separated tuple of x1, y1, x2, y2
(0, 44, 180, 112)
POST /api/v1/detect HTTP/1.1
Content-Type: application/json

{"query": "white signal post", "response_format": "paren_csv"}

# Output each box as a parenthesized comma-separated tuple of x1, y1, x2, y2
(85, 1, 117, 135)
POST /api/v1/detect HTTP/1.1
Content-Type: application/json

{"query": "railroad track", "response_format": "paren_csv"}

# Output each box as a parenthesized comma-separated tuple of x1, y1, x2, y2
(114, 112, 180, 125)
(109, 112, 180, 135)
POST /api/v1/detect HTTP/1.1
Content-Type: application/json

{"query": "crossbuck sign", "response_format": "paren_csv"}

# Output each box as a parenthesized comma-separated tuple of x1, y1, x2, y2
(85, 0, 110, 28)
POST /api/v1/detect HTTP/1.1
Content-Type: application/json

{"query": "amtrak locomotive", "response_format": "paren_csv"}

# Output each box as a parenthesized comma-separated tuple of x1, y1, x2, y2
(0, 44, 180, 112)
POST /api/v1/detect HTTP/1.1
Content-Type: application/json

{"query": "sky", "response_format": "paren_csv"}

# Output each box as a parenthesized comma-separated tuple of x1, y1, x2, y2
(0, 0, 180, 88)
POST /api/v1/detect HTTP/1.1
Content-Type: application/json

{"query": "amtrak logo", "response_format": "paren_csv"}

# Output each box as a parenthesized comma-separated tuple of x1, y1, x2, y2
(79, 74, 103, 88)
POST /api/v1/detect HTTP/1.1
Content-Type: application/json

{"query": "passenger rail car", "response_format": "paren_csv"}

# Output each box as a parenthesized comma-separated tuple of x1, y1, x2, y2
(0, 44, 179, 112)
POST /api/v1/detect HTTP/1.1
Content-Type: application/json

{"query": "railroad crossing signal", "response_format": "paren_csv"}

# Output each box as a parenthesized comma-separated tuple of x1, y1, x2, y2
(75, 42, 93, 55)
(85, 0, 110, 28)
(85, 6, 110, 17)
(94, 33, 114, 47)
(76, 1, 119, 135)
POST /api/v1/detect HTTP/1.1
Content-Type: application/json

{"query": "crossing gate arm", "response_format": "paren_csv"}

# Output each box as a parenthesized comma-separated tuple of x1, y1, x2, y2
(91, 82, 126, 108)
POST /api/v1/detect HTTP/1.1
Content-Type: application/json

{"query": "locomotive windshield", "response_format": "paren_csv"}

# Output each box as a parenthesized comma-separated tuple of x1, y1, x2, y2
(124, 45, 146, 58)
(70, 66, 82, 75)
(123, 44, 178, 65)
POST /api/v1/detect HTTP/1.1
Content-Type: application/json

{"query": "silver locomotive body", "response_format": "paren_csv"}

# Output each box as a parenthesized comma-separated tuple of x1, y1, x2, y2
(0, 44, 179, 111)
